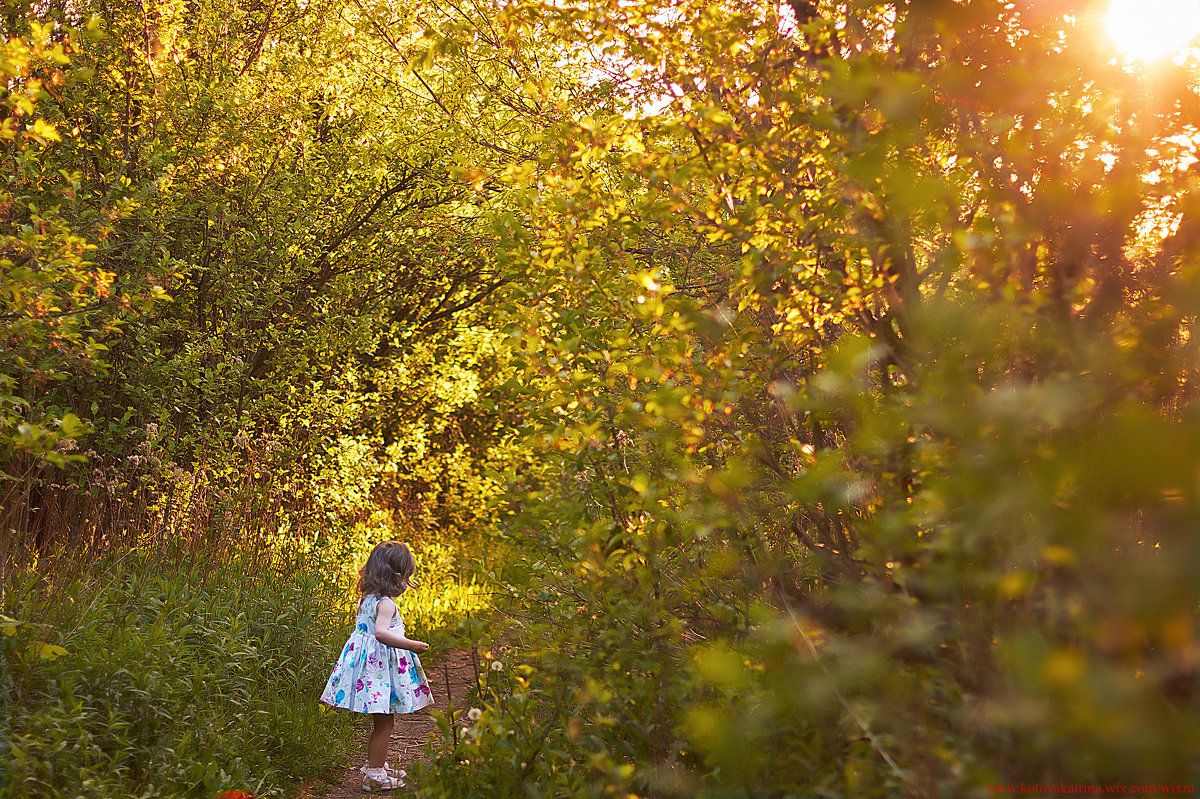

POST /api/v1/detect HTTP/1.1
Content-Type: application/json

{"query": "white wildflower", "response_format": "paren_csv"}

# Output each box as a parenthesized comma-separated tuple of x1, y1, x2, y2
(467, 707, 482, 721)
(490, 660, 503, 671)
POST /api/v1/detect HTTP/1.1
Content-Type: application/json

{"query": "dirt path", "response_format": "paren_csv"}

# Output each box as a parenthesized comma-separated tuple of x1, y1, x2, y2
(299, 648, 478, 798)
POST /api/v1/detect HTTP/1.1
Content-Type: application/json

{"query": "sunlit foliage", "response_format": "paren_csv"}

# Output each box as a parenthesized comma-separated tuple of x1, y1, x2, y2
(412, 1, 1200, 796)
(3, 0, 1199, 796)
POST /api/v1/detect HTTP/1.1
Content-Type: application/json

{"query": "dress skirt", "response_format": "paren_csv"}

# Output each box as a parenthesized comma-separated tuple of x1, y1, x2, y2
(319, 594, 433, 714)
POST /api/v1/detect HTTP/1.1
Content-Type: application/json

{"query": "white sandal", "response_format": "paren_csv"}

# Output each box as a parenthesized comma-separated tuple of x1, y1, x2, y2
(361, 762, 406, 780)
(361, 766, 404, 792)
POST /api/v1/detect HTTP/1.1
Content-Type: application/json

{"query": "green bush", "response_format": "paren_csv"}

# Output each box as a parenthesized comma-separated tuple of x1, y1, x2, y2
(0, 546, 353, 798)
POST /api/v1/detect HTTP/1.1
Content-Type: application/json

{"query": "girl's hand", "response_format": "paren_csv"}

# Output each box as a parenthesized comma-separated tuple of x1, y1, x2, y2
(409, 640, 429, 654)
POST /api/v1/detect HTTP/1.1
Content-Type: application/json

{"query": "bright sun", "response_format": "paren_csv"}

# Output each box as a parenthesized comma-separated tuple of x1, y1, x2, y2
(1106, 0, 1200, 61)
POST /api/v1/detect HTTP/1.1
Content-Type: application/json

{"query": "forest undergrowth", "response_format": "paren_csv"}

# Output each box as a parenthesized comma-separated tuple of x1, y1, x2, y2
(0, 528, 490, 799)
(1, 541, 353, 798)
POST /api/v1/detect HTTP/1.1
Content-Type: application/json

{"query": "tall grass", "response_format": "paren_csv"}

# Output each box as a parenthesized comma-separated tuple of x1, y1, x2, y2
(1, 543, 355, 798)
(0, 436, 503, 799)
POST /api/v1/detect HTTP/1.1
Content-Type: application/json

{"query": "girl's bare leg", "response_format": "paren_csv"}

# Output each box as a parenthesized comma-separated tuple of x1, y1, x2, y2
(367, 713, 394, 768)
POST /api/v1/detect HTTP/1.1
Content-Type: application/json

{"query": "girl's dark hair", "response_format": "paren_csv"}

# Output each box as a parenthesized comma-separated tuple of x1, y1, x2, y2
(357, 541, 416, 598)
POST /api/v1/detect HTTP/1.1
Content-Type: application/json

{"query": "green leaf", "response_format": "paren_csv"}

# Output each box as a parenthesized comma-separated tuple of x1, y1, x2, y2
(60, 412, 82, 437)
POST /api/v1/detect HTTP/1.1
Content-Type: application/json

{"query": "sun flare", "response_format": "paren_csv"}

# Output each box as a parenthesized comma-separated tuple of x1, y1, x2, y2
(1106, 0, 1200, 61)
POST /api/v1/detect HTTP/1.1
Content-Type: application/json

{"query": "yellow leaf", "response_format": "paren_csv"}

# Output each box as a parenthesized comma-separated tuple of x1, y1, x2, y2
(1042, 649, 1086, 688)
(32, 642, 68, 660)
(1042, 545, 1075, 566)
(27, 118, 61, 143)
(999, 571, 1034, 599)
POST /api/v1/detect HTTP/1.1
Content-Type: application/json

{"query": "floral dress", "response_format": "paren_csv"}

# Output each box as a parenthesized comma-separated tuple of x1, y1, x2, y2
(320, 594, 434, 714)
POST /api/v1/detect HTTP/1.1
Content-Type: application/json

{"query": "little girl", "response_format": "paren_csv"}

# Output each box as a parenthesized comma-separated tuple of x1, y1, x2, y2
(320, 541, 434, 791)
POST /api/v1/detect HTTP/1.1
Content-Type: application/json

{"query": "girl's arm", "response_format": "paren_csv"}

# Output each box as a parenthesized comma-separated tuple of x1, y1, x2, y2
(374, 597, 429, 653)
